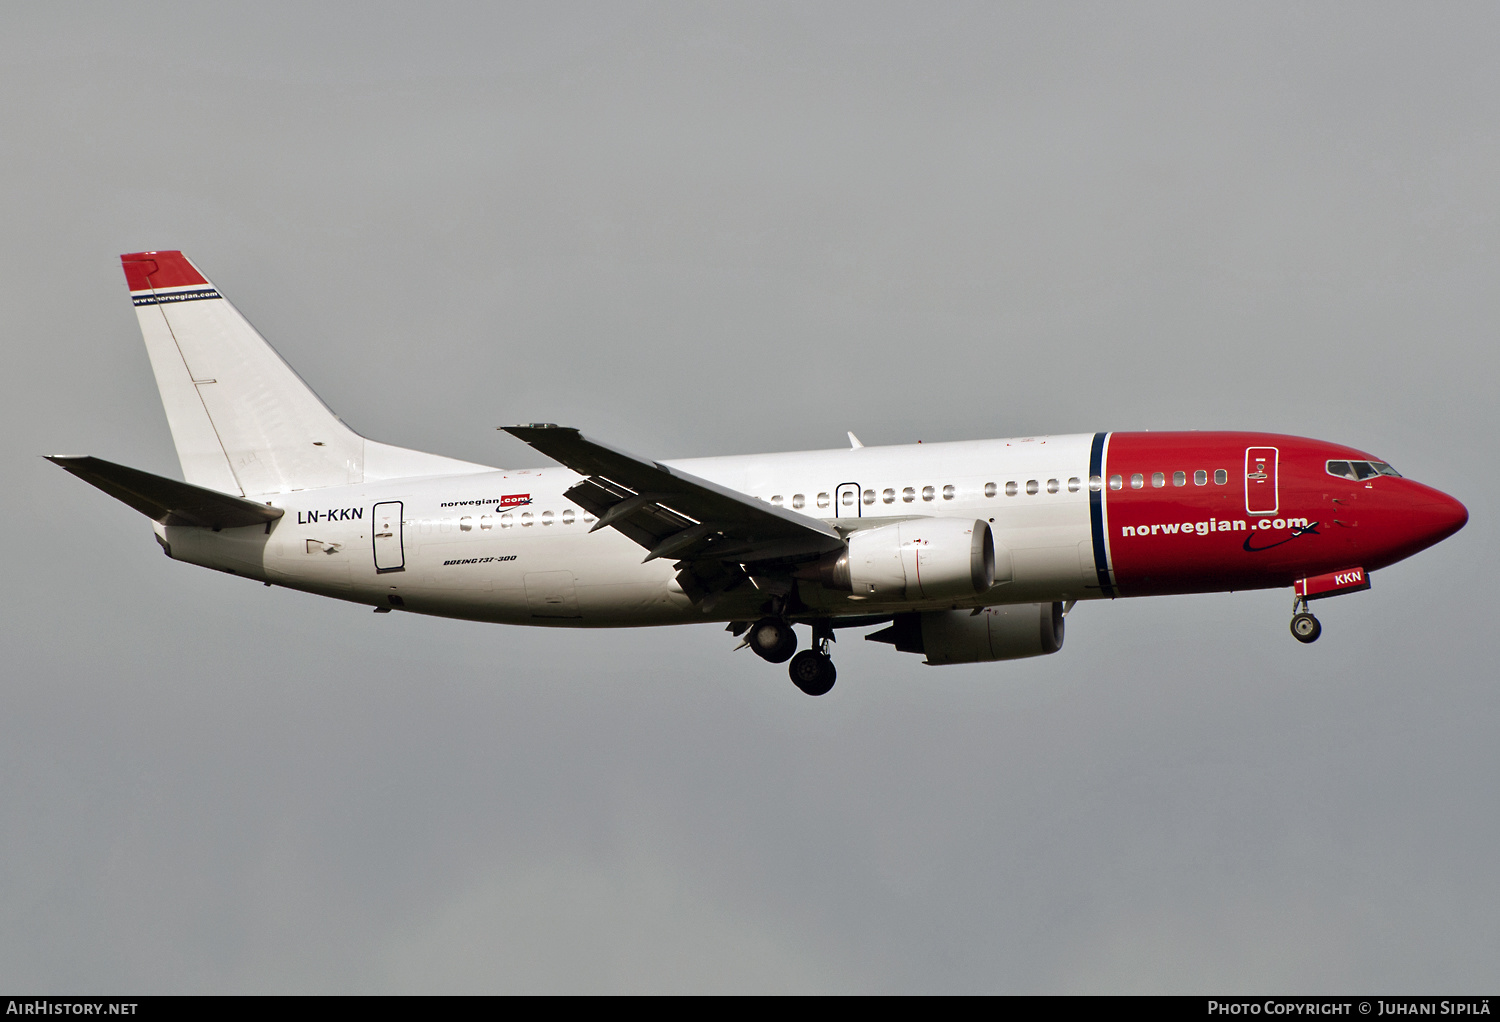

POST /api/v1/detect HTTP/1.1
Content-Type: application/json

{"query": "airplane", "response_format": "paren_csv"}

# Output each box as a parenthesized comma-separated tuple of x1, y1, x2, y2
(47, 251, 1469, 696)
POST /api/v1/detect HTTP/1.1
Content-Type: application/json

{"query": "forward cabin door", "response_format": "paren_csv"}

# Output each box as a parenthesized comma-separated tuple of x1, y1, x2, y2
(372, 501, 405, 572)
(1245, 447, 1279, 516)
(834, 481, 862, 518)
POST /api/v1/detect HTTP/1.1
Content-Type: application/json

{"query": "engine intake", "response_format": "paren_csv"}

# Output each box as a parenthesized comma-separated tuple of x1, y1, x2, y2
(867, 603, 1065, 665)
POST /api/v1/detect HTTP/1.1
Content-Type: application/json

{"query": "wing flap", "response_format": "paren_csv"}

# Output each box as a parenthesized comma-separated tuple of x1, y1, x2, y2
(503, 425, 845, 571)
(46, 455, 284, 529)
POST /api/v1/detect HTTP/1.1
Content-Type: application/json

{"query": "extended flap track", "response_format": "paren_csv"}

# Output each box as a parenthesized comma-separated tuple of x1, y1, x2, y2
(565, 474, 749, 605)
(502, 424, 846, 608)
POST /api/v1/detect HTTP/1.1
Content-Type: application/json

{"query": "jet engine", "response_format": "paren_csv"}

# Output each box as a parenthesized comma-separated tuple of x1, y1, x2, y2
(867, 603, 1065, 665)
(814, 518, 997, 600)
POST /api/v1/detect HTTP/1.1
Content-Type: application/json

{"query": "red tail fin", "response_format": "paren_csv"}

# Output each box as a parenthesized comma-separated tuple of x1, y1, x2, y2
(120, 251, 208, 292)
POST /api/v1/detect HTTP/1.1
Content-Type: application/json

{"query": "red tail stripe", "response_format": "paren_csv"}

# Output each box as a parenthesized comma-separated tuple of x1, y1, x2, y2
(120, 251, 207, 292)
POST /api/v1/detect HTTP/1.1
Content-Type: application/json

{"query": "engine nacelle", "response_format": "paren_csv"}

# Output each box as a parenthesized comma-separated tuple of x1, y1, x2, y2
(867, 603, 1065, 665)
(819, 518, 996, 600)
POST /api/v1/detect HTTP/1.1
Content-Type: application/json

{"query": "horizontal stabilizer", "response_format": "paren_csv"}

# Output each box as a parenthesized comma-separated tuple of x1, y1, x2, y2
(45, 456, 284, 529)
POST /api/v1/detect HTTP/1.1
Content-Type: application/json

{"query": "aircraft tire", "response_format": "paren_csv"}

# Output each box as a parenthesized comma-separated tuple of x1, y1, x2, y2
(749, 618, 797, 663)
(1290, 612, 1322, 644)
(789, 650, 836, 696)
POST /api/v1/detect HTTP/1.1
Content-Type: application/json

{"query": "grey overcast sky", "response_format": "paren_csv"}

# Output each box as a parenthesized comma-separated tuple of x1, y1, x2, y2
(2, 2, 1496, 993)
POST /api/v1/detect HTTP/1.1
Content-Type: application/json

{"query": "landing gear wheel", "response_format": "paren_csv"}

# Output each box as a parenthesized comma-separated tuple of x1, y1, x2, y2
(1291, 612, 1322, 644)
(788, 650, 836, 696)
(748, 618, 797, 663)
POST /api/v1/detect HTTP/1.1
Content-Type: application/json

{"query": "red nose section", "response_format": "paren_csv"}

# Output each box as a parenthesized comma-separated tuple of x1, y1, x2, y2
(1361, 482, 1468, 572)
(1414, 490, 1468, 547)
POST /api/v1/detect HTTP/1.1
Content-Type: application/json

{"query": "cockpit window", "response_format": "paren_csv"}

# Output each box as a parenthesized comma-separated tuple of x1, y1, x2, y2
(1327, 459, 1401, 481)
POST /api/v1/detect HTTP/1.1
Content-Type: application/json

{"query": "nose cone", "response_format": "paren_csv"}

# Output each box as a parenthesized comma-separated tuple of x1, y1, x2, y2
(1362, 483, 1467, 571)
(1409, 487, 1468, 549)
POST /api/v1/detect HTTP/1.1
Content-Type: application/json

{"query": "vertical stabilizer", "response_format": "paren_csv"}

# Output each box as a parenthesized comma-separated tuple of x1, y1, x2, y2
(121, 251, 492, 495)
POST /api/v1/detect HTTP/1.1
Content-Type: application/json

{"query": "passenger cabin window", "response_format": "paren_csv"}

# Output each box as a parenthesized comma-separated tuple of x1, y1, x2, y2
(1130, 473, 1144, 489)
(1025, 480, 1039, 495)
(863, 489, 875, 505)
(842, 491, 856, 507)
(883, 488, 896, 503)
(771, 495, 783, 506)
(500, 513, 513, 528)
(1046, 479, 1059, 494)
(520, 512, 533, 526)
(1151, 472, 1165, 488)
(1109, 475, 1122, 490)
(902, 487, 916, 503)
(1005, 481, 1018, 496)
(922, 486, 935, 502)
(1173, 471, 1186, 487)
(460, 516, 473, 531)
(817, 492, 830, 509)
(480, 515, 493, 530)
(1068, 477, 1081, 493)
(541, 510, 554, 525)
(1214, 469, 1228, 485)
(1194, 470, 1207, 486)
(942, 484, 955, 500)
(562, 509, 575, 525)
(984, 482, 998, 498)
(792, 494, 805, 509)
(1090, 475, 1103, 492)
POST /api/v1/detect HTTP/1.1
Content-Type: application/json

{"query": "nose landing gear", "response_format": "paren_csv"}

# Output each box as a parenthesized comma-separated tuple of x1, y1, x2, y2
(1290, 596, 1322, 644)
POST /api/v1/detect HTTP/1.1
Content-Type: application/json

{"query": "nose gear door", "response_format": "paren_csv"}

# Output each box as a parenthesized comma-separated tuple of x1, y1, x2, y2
(1245, 447, 1279, 516)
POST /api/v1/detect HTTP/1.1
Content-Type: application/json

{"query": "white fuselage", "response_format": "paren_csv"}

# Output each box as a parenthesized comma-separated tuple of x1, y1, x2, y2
(161, 434, 1100, 625)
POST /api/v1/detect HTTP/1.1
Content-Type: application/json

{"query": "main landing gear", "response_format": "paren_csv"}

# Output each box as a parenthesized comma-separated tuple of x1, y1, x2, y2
(789, 650, 836, 696)
(1290, 596, 1322, 644)
(739, 617, 837, 695)
(788, 622, 837, 697)
(747, 617, 797, 663)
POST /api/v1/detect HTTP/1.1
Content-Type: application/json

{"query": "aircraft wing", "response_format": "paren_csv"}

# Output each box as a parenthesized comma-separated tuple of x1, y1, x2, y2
(46, 455, 284, 529)
(501, 425, 845, 583)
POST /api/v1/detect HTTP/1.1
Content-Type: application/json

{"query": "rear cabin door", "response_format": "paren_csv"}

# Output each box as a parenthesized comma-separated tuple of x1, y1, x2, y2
(1244, 447, 1279, 516)
(373, 501, 405, 572)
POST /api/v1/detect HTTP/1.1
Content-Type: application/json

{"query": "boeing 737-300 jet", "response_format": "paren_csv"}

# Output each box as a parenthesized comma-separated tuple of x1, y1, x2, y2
(47, 251, 1469, 695)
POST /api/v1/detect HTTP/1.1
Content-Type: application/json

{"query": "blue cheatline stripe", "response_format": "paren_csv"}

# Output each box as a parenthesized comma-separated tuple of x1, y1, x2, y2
(1089, 431, 1115, 597)
(131, 288, 221, 307)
